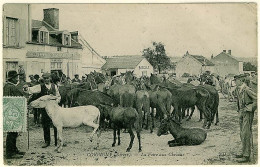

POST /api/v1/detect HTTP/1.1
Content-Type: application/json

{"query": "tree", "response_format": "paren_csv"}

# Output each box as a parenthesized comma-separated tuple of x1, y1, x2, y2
(243, 62, 257, 71)
(142, 42, 171, 73)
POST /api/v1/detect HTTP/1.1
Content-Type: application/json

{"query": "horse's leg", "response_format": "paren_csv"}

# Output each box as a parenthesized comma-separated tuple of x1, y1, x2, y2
(117, 129, 121, 145)
(215, 108, 219, 125)
(144, 102, 150, 130)
(187, 106, 195, 121)
(126, 125, 135, 152)
(150, 107, 154, 133)
(136, 130, 142, 152)
(181, 108, 185, 119)
(199, 108, 203, 122)
(95, 128, 101, 149)
(186, 108, 189, 117)
(84, 120, 99, 142)
(57, 127, 63, 153)
(112, 128, 116, 147)
(176, 106, 182, 124)
(169, 138, 185, 147)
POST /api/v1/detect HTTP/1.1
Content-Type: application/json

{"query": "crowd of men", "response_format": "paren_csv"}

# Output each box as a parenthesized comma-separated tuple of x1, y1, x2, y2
(3, 69, 258, 163)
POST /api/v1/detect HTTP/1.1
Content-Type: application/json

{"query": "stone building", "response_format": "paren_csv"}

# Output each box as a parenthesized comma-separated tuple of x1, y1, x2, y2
(211, 50, 244, 77)
(175, 51, 215, 78)
(3, 4, 84, 81)
(101, 56, 154, 77)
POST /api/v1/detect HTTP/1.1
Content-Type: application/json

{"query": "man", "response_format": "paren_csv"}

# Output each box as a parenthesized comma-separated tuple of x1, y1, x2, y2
(28, 74, 41, 126)
(24, 73, 60, 148)
(81, 76, 86, 83)
(249, 72, 257, 92)
(18, 65, 26, 82)
(234, 74, 257, 163)
(3, 71, 25, 159)
(72, 74, 81, 83)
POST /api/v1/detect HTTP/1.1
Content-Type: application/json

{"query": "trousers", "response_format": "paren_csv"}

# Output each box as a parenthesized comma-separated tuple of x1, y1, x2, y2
(239, 110, 254, 157)
(41, 109, 57, 145)
(6, 132, 18, 156)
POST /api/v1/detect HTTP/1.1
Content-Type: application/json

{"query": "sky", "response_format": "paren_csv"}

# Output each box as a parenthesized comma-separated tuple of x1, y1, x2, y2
(31, 3, 257, 58)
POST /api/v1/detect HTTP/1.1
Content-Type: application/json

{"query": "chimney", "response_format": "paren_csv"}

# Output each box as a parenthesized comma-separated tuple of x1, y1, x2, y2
(43, 8, 59, 29)
(228, 50, 231, 55)
(223, 50, 226, 53)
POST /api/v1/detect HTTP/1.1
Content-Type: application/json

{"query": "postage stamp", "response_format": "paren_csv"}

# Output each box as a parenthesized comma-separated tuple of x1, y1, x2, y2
(3, 97, 27, 132)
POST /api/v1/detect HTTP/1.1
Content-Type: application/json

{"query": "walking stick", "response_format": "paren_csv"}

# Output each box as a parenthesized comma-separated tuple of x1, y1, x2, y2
(27, 108, 30, 150)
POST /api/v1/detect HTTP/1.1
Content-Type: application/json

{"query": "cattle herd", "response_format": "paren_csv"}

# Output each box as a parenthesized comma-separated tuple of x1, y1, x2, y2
(25, 71, 232, 153)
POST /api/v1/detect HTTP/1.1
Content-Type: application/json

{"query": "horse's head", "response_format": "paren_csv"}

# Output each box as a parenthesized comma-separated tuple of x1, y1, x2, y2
(157, 118, 169, 136)
(29, 95, 57, 109)
(150, 74, 163, 85)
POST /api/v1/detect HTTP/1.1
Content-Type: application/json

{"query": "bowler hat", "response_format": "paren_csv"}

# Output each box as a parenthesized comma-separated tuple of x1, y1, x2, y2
(75, 74, 79, 76)
(7, 70, 20, 80)
(34, 74, 40, 80)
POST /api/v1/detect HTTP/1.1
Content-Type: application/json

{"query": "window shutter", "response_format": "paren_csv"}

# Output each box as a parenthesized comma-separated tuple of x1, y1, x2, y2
(18, 18, 26, 47)
(16, 19, 20, 46)
(3, 16, 7, 45)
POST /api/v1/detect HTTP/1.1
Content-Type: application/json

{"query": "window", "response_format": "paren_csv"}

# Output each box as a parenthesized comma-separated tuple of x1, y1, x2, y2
(51, 62, 55, 69)
(64, 34, 70, 45)
(51, 62, 62, 69)
(5, 17, 18, 46)
(39, 31, 48, 44)
(57, 62, 62, 69)
(57, 47, 61, 51)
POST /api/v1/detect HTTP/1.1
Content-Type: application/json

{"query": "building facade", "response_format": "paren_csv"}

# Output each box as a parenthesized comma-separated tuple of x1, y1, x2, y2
(175, 51, 215, 78)
(211, 50, 243, 77)
(3, 4, 83, 82)
(101, 56, 154, 77)
(79, 36, 106, 74)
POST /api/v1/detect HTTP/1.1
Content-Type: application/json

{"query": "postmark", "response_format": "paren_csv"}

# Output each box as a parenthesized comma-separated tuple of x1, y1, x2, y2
(3, 97, 27, 132)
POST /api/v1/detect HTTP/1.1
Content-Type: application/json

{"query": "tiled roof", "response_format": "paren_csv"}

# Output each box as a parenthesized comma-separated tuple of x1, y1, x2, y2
(102, 56, 145, 69)
(32, 20, 56, 31)
(31, 19, 82, 48)
(190, 55, 215, 66)
(214, 52, 240, 62)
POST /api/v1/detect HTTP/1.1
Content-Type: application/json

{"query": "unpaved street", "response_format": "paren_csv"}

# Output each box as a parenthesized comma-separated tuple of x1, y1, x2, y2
(3, 94, 258, 165)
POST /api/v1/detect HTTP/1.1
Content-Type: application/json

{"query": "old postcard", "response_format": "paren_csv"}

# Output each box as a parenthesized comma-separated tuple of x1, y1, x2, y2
(1, 2, 258, 166)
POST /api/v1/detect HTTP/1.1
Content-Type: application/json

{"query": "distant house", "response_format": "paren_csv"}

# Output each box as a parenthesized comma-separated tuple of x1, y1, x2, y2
(211, 50, 243, 77)
(175, 51, 215, 78)
(101, 56, 154, 77)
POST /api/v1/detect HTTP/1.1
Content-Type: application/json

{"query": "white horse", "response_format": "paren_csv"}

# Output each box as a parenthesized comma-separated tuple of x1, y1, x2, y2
(30, 95, 101, 153)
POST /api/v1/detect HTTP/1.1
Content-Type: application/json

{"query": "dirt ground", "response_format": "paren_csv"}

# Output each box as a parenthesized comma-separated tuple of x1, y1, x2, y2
(3, 94, 258, 165)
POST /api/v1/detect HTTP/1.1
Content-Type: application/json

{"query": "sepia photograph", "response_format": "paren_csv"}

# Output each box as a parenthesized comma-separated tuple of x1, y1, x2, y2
(2, 2, 258, 166)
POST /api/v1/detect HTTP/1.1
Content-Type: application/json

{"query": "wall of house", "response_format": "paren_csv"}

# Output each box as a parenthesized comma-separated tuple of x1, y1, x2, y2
(133, 59, 154, 77)
(176, 56, 203, 78)
(26, 44, 82, 79)
(211, 53, 242, 77)
(81, 48, 105, 74)
(3, 4, 29, 47)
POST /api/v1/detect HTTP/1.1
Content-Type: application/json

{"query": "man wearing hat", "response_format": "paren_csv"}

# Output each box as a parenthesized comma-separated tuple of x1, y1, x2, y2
(81, 75, 86, 83)
(234, 74, 257, 163)
(3, 71, 25, 159)
(24, 73, 60, 148)
(72, 74, 81, 83)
